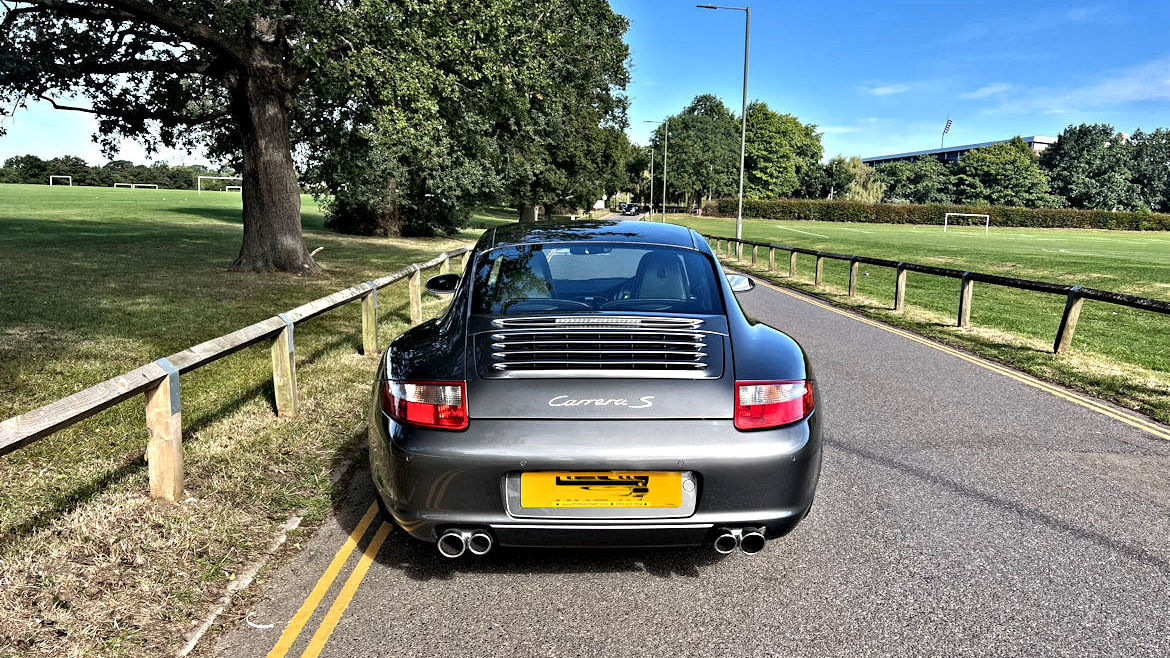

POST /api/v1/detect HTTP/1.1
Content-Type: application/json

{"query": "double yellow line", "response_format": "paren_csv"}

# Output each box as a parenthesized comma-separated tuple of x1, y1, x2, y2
(751, 276, 1170, 442)
(267, 502, 392, 658)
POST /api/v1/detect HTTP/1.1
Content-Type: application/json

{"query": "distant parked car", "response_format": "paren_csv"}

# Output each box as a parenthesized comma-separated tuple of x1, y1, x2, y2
(622, 205, 640, 216)
(367, 219, 822, 557)
(618, 202, 629, 211)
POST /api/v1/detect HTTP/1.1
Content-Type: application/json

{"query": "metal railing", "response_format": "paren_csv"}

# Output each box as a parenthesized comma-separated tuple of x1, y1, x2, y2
(705, 234, 1170, 355)
(0, 247, 471, 501)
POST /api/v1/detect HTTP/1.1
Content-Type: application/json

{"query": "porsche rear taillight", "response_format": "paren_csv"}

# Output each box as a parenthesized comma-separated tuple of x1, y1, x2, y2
(381, 381, 468, 430)
(734, 380, 814, 430)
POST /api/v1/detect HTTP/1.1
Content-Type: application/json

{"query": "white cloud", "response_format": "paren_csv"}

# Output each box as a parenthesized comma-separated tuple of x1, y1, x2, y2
(864, 84, 909, 96)
(992, 54, 1170, 114)
(959, 82, 1011, 99)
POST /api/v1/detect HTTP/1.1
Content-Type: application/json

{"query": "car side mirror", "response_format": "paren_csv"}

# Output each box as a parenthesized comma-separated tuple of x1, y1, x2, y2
(425, 273, 460, 295)
(726, 274, 754, 292)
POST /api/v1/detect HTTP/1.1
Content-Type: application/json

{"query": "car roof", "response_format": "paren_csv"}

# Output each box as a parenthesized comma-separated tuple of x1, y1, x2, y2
(486, 219, 700, 250)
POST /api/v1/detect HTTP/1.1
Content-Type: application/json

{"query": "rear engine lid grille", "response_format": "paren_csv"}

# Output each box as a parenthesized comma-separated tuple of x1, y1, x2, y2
(477, 316, 723, 379)
(491, 316, 704, 330)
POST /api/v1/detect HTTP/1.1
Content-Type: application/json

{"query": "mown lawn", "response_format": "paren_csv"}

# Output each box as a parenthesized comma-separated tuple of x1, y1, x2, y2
(0, 184, 507, 656)
(668, 214, 1170, 425)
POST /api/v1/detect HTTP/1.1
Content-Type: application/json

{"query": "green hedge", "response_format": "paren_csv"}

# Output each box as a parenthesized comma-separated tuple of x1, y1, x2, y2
(701, 198, 1170, 230)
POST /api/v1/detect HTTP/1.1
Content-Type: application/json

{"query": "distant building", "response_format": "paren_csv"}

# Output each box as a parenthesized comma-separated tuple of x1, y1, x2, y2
(862, 136, 1057, 166)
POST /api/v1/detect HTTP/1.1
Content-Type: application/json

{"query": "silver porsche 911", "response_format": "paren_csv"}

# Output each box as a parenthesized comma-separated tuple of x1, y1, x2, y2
(368, 219, 821, 557)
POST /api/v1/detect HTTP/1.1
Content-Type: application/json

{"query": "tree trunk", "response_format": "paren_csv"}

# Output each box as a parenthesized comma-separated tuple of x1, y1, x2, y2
(518, 205, 539, 223)
(229, 60, 320, 273)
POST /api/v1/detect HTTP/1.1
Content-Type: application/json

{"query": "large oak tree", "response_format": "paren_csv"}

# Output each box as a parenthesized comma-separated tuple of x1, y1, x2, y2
(0, 0, 345, 272)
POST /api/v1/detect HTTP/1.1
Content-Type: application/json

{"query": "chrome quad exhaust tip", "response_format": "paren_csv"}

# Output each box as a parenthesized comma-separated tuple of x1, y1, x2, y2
(713, 526, 768, 555)
(437, 529, 494, 558)
(713, 528, 740, 554)
(738, 527, 767, 555)
(467, 530, 493, 556)
(437, 530, 467, 558)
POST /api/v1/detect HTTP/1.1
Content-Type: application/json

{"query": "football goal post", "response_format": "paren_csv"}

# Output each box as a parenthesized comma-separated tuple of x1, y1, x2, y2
(225, 185, 242, 192)
(132, 183, 158, 189)
(49, 175, 72, 186)
(113, 183, 133, 188)
(197, 175, 243, 194)
(944, 212, 991, 234)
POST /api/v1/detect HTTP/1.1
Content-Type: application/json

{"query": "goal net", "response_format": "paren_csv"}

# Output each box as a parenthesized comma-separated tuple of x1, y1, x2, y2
(49, 175, 72, 186)
(197, 175, 243, 194)
(944, 212, 990, 234)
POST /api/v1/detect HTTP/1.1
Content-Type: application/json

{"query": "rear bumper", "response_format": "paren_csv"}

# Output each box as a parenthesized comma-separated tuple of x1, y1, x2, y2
(368, 399, 822, 547)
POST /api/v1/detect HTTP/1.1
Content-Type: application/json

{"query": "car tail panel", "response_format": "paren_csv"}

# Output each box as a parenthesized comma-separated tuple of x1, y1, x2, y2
(466, 314, 731, 419)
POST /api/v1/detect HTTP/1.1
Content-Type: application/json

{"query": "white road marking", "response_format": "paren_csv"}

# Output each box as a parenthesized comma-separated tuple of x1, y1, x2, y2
(775, 225, 830, 238)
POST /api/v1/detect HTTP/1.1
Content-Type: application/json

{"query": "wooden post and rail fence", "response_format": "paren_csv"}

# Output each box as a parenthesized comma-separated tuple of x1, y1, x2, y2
(706, 234, 1170, 357)
(0, 247, 472, 503)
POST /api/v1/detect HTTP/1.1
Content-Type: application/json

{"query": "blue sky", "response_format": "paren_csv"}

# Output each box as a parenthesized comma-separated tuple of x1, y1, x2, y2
(615, 0, 1170, 158)
(3, 0, 1170, 164)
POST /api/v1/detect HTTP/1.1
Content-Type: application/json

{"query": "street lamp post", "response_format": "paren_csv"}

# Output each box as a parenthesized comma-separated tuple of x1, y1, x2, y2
(644, 118, 670, 222)
(662, 118, 669, 221)
(648, 146, 654, 219)
(698, 4, 749, 255)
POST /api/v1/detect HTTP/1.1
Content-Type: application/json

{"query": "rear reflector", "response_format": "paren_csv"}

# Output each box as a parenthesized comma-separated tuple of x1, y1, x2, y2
(734, 380, 813, 430)
(382, 381, 468, 430)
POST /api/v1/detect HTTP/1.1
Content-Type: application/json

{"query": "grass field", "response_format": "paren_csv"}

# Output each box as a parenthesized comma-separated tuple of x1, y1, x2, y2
(668, 213, 1170, 425)
(0, 184, 507, 656)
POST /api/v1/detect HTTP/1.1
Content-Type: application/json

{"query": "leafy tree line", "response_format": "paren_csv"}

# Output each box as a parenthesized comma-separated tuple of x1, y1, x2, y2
(0, 154, 236, 189)
(875, 125, 1170, 212)
(1, 0, 632, 272)
(637, 95, 887, 207)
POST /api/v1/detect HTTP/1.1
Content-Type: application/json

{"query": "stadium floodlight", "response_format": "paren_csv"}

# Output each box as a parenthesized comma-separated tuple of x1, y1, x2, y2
(197, 175, 243, 194)
(49, 175, 72, 186)
(113, 182, 133, 188)
(132, 183, 159, 189)
(944, 212, 990, 235)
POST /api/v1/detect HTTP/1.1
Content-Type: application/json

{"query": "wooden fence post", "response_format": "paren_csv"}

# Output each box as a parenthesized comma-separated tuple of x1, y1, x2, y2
(409, 265, 423, 325)
(789, 251, 797, 278)
(768, 247, 775, 271)
(361, 282, 378, 355)
(1054, 287, 1085, 354)
(894, 264, 907, 312)
(736, 241, 743, 263)
(751, 245, 757, 266)
(440, 254, 451, 275)
(815, 256, 824, 286)
(848, 259, 859, 297)
(271, 314, 297, 417)
(145, 358, 183, 502)
(958, 273, 973, 327)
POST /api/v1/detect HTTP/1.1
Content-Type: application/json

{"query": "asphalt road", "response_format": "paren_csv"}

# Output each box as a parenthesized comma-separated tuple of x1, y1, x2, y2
(211, 278, 1170, 658)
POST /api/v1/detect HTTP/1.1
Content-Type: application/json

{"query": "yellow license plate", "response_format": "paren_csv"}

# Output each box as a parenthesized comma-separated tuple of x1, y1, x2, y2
(520, 471, 682, 508)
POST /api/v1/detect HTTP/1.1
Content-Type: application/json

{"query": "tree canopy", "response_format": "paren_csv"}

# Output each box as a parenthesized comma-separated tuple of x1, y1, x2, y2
(1130, 128, 1170, 212)
(1, 0, 634, 262)
(743, 101, 822, 200)
(952, 138, 1059, 208)
(874, 157, 951, 204)
(1040, 124, 1138, 211)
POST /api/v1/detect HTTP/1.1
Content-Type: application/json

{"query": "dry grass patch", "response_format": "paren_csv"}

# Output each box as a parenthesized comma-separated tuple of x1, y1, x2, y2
(0, 289, 455, 657)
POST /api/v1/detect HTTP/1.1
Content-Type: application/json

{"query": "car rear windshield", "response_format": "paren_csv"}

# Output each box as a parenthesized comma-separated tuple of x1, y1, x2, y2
(470, 243, 722, 315)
